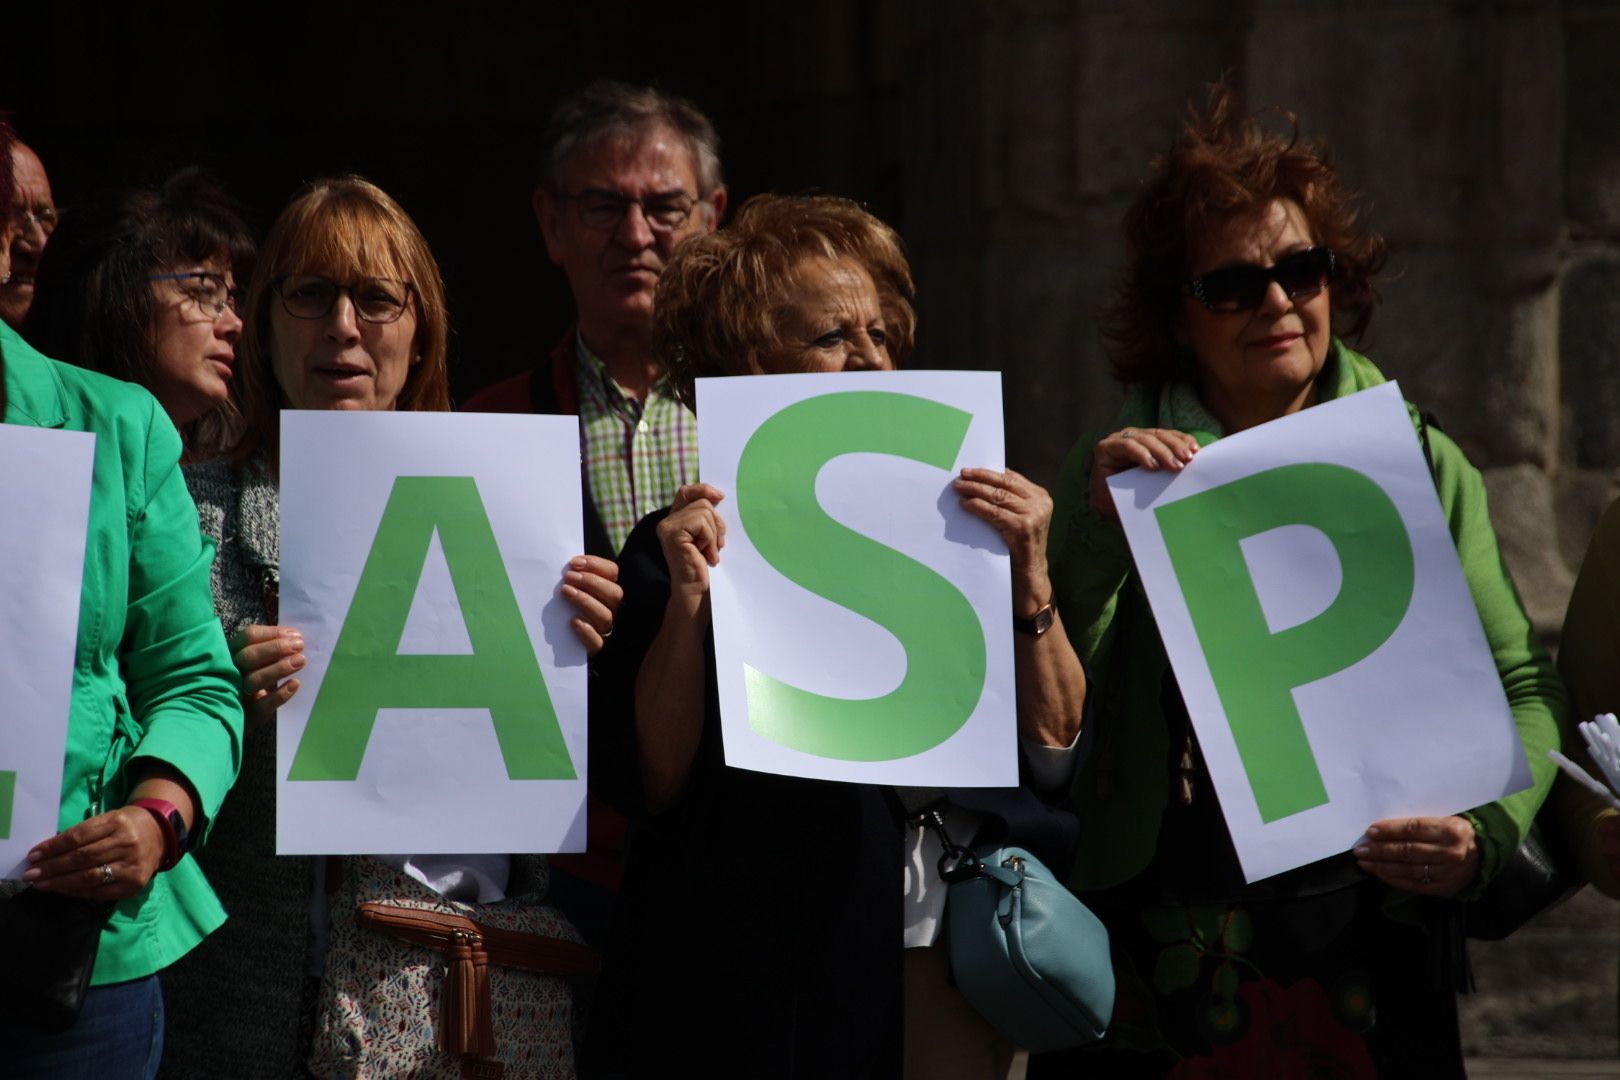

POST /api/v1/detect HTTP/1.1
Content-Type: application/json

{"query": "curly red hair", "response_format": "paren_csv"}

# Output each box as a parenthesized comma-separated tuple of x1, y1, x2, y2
(654, 193, 915, 410)
(1104, 79, 1387, 385)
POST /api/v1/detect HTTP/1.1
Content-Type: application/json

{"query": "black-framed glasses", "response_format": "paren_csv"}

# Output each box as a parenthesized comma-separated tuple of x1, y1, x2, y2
(1182, 246, 1336, 312)
(149, 271, 239, 318)
(273, 274, 416, 324)
(13, 206, 59, 237)
(559, 189, 701, 232)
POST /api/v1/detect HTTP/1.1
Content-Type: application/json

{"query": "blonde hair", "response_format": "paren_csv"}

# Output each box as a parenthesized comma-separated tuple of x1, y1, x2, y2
(655, 193, 915, 409)
(227, 176, 450, 461)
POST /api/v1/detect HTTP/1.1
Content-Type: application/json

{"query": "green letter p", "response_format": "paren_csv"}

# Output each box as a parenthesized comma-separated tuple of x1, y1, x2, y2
(1154, 463, 1414, 822)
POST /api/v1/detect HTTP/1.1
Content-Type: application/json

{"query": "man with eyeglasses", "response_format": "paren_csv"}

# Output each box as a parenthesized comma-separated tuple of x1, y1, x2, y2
(462, 80, 725, 991)
(465, 81, 725, 558)
(0, 137, 56, 328)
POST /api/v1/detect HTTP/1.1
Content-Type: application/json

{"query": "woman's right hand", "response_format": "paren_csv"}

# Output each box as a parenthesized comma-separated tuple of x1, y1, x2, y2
(656, 483, 727, 612)
(230, 624, 305, 726)
(1089, 427, 1200, 521)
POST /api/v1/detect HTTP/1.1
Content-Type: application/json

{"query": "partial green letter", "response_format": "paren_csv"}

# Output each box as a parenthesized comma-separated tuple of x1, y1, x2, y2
(1155, 463, 1414, 822)
(0, 770, 13, 839)
(288, 476, 573, 782)
(736, 391, 986, 761)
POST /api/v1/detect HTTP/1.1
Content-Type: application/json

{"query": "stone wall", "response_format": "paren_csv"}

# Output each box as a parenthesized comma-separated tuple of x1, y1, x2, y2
(899, 0, 1620, 643)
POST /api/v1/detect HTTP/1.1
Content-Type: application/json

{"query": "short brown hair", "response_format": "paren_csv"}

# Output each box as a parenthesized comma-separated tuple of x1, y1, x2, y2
(230, 176, 450, 462)
(655, 193, 915, 410)
(1104, 79, 1387, 385)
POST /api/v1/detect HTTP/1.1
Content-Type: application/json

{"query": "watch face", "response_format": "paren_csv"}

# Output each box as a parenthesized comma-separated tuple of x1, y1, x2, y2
(166, 808, 191, 850)
(1016, 604, 1055, 636)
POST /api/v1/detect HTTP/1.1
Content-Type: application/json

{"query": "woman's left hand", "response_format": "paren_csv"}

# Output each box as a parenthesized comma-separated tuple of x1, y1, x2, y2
(561, 554, 622, 657)
(22, 806, 165, 900)
(1354, 815, 1481, 897)
(954, 467, 1054, 614)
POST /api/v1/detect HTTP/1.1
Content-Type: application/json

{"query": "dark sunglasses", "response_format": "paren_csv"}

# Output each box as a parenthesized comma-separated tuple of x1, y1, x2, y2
(1182, 246, 1336, 312)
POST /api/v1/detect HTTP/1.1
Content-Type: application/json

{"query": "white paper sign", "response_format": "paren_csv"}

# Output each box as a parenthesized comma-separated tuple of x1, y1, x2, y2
(1109, 381, 1531, 882)
(0, 425, 94, 878)
(697, 370, 1017, 786)
(277, 412, 587, 854)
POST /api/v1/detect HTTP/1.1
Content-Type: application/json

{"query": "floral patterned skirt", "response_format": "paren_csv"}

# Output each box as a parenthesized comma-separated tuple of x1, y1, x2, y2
(1028, 881, 1465, 1079)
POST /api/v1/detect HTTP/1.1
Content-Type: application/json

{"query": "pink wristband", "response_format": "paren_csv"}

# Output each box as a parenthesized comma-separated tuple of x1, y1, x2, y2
(129, 797, 184, 872)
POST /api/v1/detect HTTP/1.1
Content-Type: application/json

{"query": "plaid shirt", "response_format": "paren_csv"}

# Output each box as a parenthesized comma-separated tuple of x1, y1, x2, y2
(574, 333, 699, 553)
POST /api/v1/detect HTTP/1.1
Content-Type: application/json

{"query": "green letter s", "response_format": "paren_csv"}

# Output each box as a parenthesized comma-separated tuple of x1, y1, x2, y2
(1154, 463, 1414, 822)
(735, 391, 986, 761)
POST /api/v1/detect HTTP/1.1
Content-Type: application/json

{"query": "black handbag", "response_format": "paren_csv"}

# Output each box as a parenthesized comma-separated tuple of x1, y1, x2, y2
(0, 887, 116, 1031)
(1463, 820, 1581, 941)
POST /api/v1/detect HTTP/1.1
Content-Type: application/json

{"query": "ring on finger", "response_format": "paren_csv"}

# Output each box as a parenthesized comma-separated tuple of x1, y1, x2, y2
(98, 863, 115, 886)
(1421, 864, 1432, 886)
(1121, 429, 1135, 439)
(600, 623, 614, 640)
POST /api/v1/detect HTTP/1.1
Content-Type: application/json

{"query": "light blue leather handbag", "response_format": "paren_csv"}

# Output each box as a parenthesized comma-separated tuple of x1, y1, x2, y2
(943, 840, 1115, 1053)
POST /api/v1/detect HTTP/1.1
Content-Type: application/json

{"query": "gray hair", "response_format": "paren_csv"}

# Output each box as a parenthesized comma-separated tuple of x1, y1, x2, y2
(540, 80, 723, 198)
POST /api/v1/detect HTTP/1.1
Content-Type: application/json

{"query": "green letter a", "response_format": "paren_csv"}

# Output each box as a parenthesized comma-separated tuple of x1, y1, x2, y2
(288, 476, 574, 782)
(736, 391, 987, 761)
(1154, 463, 1414, 822)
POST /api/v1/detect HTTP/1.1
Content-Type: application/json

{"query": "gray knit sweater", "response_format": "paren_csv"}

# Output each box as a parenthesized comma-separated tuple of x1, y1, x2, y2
(160, 457, 311, 1080)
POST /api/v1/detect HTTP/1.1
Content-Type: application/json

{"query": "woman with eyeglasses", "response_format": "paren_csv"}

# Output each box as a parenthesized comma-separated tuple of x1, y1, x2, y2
(0, 124, 244, 1078)
(159, 176, 618, 1079)
(1028, 84, 1564, 1075)
(21, 168, 254, 461)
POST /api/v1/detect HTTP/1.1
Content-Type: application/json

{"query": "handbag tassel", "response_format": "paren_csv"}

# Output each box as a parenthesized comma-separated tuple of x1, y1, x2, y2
(442, 930, 496, 1058)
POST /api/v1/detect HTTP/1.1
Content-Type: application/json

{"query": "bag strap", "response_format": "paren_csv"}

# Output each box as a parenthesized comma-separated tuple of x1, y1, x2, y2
(356, 902, 601, 975)
(356, 902, 602, 1060)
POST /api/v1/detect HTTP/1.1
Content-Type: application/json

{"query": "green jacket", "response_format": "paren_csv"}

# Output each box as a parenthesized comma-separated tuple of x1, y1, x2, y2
(1048, 339, 1564, 897)
(2, 322, 244, 984)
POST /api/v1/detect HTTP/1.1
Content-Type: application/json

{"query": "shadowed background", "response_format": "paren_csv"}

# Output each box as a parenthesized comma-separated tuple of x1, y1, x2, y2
(7, 0, 1619, 1067)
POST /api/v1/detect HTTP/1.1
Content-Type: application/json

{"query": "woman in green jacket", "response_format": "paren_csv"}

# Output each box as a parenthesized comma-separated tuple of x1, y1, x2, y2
(1028, 85, 1564, 1076)
(0, 120, 246, 1077)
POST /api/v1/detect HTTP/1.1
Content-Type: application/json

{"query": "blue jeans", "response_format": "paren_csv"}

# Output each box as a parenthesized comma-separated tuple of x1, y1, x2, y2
(0, 975, 164, 1079)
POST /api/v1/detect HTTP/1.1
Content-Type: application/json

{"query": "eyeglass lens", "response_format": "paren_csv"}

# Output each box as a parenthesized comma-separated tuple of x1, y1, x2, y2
(154, 272, 237, 317)
(572, 191, 696, 231)
(1191, 247, 1335, 311)
(15, 207, 59, 236)
(279, 275, 411, 323)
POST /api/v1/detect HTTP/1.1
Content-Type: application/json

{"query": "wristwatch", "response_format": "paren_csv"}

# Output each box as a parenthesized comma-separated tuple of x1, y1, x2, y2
(129, 798, 192, 872)
(1014, 602, 1056, 638)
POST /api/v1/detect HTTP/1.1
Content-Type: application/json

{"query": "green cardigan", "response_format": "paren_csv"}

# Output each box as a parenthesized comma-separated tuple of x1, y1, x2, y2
(1048, 339, 1565, 897)
(1, 322, 244, 984)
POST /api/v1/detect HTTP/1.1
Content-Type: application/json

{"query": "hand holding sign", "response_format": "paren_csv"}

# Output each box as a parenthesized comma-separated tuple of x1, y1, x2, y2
(656, 483, 728, 611)
(1353, 816, 1481, 897)
(561, 555, 622, 655)
(953, 466, 1053, 612)
(1090, 427, 1200, 521)
(232, 625, 306, 728)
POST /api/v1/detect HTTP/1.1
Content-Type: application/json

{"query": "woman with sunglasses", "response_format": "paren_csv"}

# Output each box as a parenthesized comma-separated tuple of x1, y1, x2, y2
(1030, 84, 1563, 1075)
(21, 168, 255, 460)
(160, 177, 618, 1079)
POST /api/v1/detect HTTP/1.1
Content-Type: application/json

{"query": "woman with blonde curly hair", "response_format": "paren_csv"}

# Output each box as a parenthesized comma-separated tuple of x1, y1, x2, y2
(589, 193, 1088, 1078)
(1030, 82, 1563, 1075)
